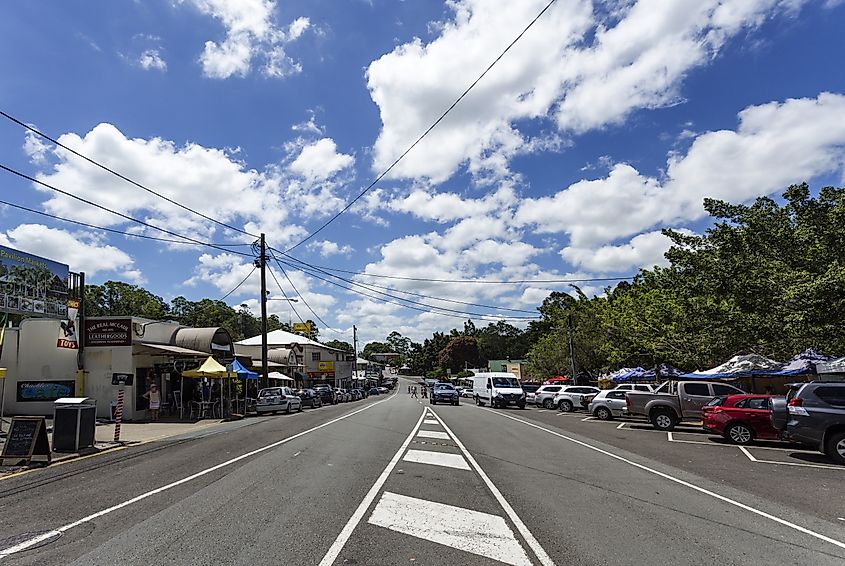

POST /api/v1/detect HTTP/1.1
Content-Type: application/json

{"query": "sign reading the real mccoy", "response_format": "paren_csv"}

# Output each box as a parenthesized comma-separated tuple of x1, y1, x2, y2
(84, 319, 132, 346)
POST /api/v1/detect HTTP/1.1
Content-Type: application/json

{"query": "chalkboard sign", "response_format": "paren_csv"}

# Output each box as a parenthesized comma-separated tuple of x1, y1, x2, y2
(1, 417, 51, 465)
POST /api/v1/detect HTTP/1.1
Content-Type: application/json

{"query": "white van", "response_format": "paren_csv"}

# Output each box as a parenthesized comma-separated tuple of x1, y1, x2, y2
(472, 372, 526, 409)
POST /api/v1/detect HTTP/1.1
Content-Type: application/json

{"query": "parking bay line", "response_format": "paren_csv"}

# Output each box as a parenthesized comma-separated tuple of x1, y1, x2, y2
(738, 446, 845, 471)
(483, 408, 845, 552)
(0, 393, 398, 559)
(428, 408, 556, 566)
(667, 432, 827, 454)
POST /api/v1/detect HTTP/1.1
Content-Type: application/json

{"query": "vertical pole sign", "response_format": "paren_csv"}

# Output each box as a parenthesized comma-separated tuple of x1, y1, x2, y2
(111, 373, 133, 442)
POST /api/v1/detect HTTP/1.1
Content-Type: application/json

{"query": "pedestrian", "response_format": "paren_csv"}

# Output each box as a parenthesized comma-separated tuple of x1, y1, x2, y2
(408, 385, 411, 395)
(412, 386, 418, 398)
(422, 386, 428, 399)
(143, 382, 161, 422)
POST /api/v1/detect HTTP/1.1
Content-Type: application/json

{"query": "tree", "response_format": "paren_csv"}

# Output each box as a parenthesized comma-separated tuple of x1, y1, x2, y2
(325, 339, 354, 353)
(438, 336, 480, 373)
(385, 331, 412, 356)
(362, 341, 391, 360)
(86, 282, 168, 320)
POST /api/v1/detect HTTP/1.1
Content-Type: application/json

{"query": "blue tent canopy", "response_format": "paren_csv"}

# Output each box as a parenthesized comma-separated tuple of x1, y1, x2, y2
(230, 359, 259, 380)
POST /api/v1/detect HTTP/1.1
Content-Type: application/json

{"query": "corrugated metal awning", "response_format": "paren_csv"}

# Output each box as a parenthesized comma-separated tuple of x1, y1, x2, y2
(173, 327, 233, 355)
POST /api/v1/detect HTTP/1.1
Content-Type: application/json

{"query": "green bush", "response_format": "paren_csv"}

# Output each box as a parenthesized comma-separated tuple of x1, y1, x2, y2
(455, 370, 474, 379)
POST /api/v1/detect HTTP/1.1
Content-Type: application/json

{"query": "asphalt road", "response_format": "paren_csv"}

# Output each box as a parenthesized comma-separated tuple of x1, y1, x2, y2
(1, 377, 843, 565)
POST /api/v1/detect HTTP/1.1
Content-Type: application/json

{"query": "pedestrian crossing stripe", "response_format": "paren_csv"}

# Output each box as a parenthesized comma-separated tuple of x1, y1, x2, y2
(403, 449, 470, 470)
(416, 430, 450, 440)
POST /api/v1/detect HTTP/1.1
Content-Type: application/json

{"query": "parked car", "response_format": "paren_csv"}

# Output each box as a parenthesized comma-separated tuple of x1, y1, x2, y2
(588, 390, 629, 420)
(256, 387, 302, 414)
(613, 383, 656, 392)
(431, 382, 460, 406)
(534, 384, 565, 409)
(377, 386, 389, 394)
(314, 385, 337, 405)
(473, 372, 526, 408)
(626, 380, 745, 431)
(553, 386, 601, 412)
(771, 382, 845, 464)
(461, 387, 475, 398)
(368, 387, 381, 395)
(521, 384, 541, 404)
(348, 389, 361, 401)
(701, 394, 778, 445)
(296, 388, 323, 409)
(335, 388, 350, 402)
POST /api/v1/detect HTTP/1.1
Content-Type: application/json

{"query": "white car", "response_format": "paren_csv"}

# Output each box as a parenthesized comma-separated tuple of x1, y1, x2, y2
(613, 383, 656, 392)
(552, 386, 601, 412)
(256, 387, 302, 414)
(534, 385, 566, 409)
(587, 389, 629, 420)
(461, 388, 475, 398)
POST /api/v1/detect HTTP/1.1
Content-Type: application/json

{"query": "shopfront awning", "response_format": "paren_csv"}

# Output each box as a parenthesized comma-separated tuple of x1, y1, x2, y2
(135, 342, 210, 357)
(173, 327, 233, 356)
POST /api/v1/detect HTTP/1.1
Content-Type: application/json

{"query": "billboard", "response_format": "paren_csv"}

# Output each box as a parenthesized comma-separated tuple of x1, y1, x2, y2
(0, 245, 69, 319)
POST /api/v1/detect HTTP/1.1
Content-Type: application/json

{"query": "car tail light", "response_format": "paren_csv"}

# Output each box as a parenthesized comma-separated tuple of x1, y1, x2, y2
(788, 397, 803, 407)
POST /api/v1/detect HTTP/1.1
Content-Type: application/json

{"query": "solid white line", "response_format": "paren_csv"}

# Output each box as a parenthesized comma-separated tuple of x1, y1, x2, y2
(739, 446, 845, 471)
(403, 449, 470, 470)
(0, 393, 397, 558)
(616, 423, 627, 430)
(581, 417, 595, 422)
(416, 430, 450, 440)
(484, 408, 845, 552)
(428, 409, 556, 566)
(318, 409, 427, 566)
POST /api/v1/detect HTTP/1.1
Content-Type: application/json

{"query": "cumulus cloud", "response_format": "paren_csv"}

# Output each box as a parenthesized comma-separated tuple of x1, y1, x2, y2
(139, 48, 167, 71)
(366, 0, 814, 183)
(289, 138, 354, 183)
(185, 0, 310, 79)
(23, 129, 50, 164)
(0, 224, 142, 281)
(561, 230, 691, 273)
(307, 240, 354, 257)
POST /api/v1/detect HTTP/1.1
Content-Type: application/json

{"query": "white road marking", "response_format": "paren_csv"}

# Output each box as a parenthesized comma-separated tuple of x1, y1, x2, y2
(369, 492, 531, 566)
(616, 423, 627, 430)
(423, 419, 439, 425)
(738, 446, 845, 471)
(318, 409, 427, 566)
(668, 431, 833, 455)
(292, 451, 302, 457)
(839, 518, 844, 522)
(581, 416, 595, 422)
(484, 408, 845, 552)
(428, 409, 556, 566)
(416, 430, 450, 440)
(403, 449, 470, 470)
(0, 392, 399, 558)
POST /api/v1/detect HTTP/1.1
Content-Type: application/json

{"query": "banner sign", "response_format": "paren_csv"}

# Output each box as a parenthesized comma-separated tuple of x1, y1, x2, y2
(57, 298, 80, 349)
(84, 319, 132, 346)
(0, 244, 69, 319)
(292, 322, 312, 335)
(17, 380, 76, 402)
(317, 360, 335, 372)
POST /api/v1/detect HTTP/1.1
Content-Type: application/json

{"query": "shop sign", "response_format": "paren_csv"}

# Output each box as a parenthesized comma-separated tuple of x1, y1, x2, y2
(85, 319, 132, 346)
(57, 298, 80, 349)
(0, 417, 51, 465)
(292, 322, 311, 335)
(17, 380, 75, 402)
(317, 361, 335, 372)
(112, 372, 134, 386)
(0, 244, 69, 320)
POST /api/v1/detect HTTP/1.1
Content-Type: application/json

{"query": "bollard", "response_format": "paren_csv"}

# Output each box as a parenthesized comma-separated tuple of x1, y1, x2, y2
(113, 388, 124, 442)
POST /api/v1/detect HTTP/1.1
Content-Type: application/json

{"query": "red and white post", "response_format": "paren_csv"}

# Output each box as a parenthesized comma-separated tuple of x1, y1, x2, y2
(113, 388, 124, 442)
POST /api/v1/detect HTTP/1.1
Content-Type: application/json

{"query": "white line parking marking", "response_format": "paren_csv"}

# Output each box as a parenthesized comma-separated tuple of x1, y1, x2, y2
(318, 409, 427, 566)
(616, 423, 627, 430)
(0, 392, 398, 558)
(369, 492, 532, 566)
(416, 430, 450, 440)
(428, 409, 555, 566)
(484, 409, 845, 552)
(738, 446, 845, 471)
(403, 449, 470, 470)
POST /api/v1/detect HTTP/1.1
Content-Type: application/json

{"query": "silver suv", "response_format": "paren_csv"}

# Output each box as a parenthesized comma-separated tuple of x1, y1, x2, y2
(588, 390, 629, 420)
(534, 384, 565, 409)
(771, 382, 845, 465)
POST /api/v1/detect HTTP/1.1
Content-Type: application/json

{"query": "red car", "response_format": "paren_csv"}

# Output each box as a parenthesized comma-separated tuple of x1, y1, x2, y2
(702, 394, 780, 445)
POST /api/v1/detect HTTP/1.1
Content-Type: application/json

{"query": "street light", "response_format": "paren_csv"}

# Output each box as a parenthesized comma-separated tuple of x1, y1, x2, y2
(267, 297, 299, 328)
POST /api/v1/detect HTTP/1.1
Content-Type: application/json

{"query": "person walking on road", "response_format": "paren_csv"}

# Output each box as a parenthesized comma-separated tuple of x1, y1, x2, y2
(422, 386, 427, 399)
(411, 386, 418, 398)
(408, 385, 411, 395)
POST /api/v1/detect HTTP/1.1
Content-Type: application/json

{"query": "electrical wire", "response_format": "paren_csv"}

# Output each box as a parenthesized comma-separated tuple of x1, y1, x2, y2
(0, 110, 258, 239)
(268, 253, 340, 334)
(280, 253, 540, 315)
(265, 263, 306, 325)
(0, 197, 252, 248)
(220, 267, 256, 301)
(0, 163, 254, 258)
(282, 0, 561, 253)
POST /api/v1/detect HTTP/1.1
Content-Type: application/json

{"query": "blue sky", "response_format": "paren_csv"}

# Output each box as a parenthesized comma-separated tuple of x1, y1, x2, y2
(1, 0, 845, 343)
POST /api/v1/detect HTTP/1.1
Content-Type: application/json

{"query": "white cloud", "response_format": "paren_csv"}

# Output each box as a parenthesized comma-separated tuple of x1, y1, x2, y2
(366, 0, 813, 183)
(307, 240, 354, 257)
(0, 224, 141, 281)
(23, 129, 50, 164)
(139, 49, 167, 71)
(289, 138, 354, 183)
(561, 230, 689, 273)
(185, 0, 310, 79)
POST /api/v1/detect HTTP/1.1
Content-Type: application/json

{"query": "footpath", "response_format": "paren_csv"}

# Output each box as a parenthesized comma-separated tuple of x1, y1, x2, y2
(0, 418, 230, 478)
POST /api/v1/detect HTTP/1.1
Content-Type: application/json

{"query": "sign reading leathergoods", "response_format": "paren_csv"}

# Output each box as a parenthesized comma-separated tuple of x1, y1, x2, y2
(84, 319, 132, 346)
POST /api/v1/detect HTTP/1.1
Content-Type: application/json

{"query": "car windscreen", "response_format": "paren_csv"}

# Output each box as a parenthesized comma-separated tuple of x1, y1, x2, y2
(705, 397, 724, 407)
(259, 389, 281, 397)
(492, 377, 520, 388)
(435, 384, 454, 390)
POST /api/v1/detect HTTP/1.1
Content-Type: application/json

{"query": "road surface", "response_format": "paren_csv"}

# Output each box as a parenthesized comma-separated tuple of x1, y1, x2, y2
(1, 377, 843, 565)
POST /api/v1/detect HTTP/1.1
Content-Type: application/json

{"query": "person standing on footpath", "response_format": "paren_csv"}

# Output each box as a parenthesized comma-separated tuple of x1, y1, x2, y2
(143, 383, 161, 422)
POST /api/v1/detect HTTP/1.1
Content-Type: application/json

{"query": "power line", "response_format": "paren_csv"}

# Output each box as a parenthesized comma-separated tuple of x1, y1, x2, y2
(268, 254, 339, 334)
(282, 0, 561, 253)
(281, 253, 540, 315)
(0, 110, 258, 239)
(220, 267, 256, 302)
(265, 263, 305, 324)
(276, 255, 540, 321)
(0, 163, 253, 258)
(0, 197, 252, 248)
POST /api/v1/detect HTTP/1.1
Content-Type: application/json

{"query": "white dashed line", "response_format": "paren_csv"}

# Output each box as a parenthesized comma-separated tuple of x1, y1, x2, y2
(423, 419, 439, 425)
(403, 449, 470, 470)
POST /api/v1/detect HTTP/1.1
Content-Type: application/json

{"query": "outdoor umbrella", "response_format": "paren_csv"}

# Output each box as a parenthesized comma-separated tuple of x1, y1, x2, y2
(181, 357, 233, 419)
(230, 359, 258, 415)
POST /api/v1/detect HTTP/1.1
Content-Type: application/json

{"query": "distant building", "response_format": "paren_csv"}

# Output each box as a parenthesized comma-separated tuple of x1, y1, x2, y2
(487, 359, 529, 380)
(369, 352, 401, 365)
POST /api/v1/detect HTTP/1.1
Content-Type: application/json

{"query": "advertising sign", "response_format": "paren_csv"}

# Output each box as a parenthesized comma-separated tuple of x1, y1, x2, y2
(111, 372, 134, 386)
(0, 244, 69, 319)
(292, 322, 312, 335)
(57, 298, 80, 349)
(84, 319, 132, 346)
(0, 417, 51, 465)
(317, 360, 335, 372)
(17, 380, 76, 402)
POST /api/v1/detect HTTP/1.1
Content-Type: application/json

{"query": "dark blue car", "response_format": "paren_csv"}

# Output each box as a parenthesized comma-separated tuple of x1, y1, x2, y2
(430, 383, 460, 406)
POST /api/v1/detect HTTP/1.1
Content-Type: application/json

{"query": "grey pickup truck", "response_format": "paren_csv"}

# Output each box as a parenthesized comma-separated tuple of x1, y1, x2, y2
(625, 380, 745, 430)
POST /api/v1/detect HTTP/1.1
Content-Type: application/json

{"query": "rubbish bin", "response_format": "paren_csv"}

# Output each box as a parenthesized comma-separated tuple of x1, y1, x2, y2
(53, 397, 97, 452)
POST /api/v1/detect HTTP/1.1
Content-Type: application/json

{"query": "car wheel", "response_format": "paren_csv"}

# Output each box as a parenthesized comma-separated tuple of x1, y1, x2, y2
(559, 400, 573, 412)
(826, 431, 845, 465)
(431, 399, 436, 405)
(543, 398, 554, 409)
(650, 409, 676, 431)
(725, 423, 753, 445)
(518, 403, 525, 409)
(594, 406, 612, 421)
(454, 401, 459, 406)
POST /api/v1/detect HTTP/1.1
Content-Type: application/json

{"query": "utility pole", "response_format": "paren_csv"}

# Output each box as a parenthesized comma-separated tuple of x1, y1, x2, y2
(567, 313, 577, 384)
(353, 325, 359, 379)
(257, 233, 269, 389)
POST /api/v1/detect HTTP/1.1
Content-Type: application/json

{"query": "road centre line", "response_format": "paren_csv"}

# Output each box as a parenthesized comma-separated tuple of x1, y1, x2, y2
(318, 409, 427, 566)
(482, 408, 845, 552)
(428, 408, 556, 566)
(0, 392, 397, 559)
(738, 446, 845, 471)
